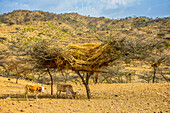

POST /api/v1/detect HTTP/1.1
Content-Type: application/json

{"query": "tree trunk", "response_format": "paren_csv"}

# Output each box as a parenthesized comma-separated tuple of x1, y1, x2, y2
(4, 66, 9, 78)
(75, 71, 92, 99)
(16, 68, 19, 83)
(84, 83, 91, 99)
(47, 69, 53, 95)
(85, 73, 91, 99)
(16, 74, 19, 83)
(160, 71, 169, 82)
(153, 67, 156, 83)
(69, 62, 93, 99)
(95, 72, 99, 84)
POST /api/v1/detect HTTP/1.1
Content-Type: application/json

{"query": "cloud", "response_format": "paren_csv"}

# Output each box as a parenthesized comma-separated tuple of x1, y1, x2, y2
(147, 7, 151, 12)
(58, 0, 140, 17)
(100, 0, 140, 9)
(0, 0, 139, 15)
(0, 0, 169, 19)
(0, 0, 30, 14)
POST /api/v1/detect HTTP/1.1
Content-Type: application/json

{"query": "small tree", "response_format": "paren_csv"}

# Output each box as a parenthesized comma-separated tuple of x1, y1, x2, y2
(0, 56, 32, 83)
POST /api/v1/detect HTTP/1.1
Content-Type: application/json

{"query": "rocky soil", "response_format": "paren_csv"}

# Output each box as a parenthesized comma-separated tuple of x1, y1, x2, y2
(0, 76, 169, 113)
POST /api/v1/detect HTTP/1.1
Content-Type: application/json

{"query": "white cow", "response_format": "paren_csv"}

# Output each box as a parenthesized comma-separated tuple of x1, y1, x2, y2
(56, 84, 76, 99)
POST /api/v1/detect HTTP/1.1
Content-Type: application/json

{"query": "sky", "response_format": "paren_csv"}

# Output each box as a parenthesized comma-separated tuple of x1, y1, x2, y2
(0, 0, 170, 19)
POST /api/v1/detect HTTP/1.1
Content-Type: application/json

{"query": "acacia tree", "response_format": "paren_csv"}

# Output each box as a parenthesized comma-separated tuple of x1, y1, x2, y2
(27, 36, 168, 98)
(96, 34, 169, 83)
(27, 39, 123, 99)
(0, 56, 32, 83)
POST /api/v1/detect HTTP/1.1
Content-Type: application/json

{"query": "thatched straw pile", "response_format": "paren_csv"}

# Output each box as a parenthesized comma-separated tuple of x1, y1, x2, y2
(29, 40, 121, 72)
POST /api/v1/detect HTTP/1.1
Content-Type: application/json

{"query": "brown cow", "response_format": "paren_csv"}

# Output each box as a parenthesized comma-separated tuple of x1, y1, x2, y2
(24, 84, 44, 101)
(56, 84, 76, 99)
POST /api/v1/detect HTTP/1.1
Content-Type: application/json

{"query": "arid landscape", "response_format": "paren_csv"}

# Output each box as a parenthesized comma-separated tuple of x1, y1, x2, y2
(0, 76, 169, 113)
(0, 10, 170, 113)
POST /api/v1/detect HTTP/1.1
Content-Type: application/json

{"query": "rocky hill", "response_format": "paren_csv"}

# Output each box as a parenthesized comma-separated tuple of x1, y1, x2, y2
(0, 10, 169, 40)
(0, 10, 169, 53)
(0, 10, 169, 83)
(0, 10, 169, 44)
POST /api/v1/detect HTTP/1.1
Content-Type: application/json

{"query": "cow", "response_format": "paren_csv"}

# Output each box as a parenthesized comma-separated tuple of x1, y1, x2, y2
(24, 84, 44, 101)
(56, 84, 76, 99)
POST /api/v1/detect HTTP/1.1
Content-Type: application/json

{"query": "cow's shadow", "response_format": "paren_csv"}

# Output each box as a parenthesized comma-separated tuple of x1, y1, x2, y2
(0, 93, 78, 101)
(0, 93, 57, 101)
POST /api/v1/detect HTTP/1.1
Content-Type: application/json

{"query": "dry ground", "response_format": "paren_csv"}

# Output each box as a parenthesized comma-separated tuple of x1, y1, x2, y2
(0, 76, 169, 113)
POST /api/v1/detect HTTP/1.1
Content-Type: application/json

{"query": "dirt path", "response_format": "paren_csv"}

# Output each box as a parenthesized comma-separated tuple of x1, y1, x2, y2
(0, 76, 169, 113)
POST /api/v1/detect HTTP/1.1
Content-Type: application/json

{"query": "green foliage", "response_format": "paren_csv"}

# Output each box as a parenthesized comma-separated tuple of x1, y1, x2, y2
(118, 71, 125, 75)
(21, 27, 37, 33)
(22, 36, 42, 46)
(107, 25, 119, 30)
(132, 18, 150, 28)
(25, 22, 33, 25)
(47, 22, 54, 27)
(0, 40, 4, 44)
(165, 42, 170, 48)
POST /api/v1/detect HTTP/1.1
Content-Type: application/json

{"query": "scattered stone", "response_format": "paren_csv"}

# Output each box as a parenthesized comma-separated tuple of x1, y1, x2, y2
(77, 33, 82, 36)
(20, 110, 24, 112)
(0, 37, 7, 40)
(115, 95, 118, 97)
(163, 37, 170, 40)
(157, 33, 165, 36)
(6, 96, 11, 99)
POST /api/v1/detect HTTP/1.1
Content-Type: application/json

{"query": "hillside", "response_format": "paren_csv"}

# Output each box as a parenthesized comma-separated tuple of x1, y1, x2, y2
(0, 10, 169, 113)
(0, 10, 169, 83)
(0, 10, 169, 52)
(0, 10, 170, 42)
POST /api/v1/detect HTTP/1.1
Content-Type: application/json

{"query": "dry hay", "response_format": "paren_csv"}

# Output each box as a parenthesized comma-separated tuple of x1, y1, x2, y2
(29, 40, 121, 72)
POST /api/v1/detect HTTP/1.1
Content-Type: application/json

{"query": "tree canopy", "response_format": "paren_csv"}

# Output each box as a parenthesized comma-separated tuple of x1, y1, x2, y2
(28, 39, 122, 72)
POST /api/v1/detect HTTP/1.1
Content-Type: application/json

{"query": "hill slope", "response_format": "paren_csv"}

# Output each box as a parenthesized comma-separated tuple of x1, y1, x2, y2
(0, 10, 169, 51)
(0, 10, 169, 83)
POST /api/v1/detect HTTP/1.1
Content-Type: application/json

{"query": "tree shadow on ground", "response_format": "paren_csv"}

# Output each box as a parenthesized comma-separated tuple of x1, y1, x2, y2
(0, 93, 56, 100)
(0, 93, 85, 101)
